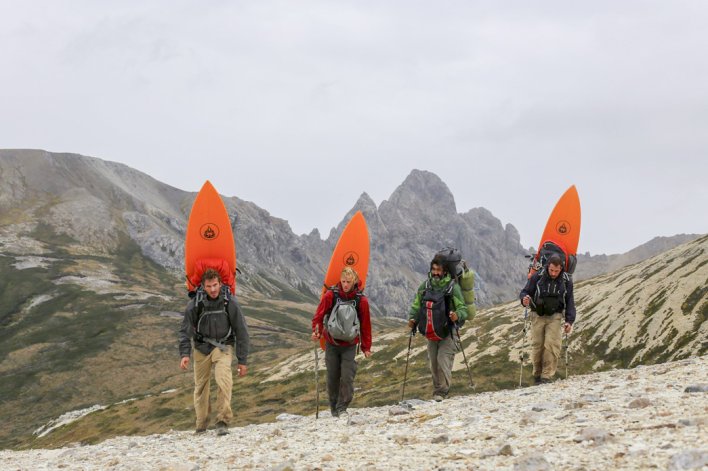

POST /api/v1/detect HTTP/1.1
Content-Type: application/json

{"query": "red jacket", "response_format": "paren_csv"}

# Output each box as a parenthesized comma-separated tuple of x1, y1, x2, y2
(312, 282, 372, 352)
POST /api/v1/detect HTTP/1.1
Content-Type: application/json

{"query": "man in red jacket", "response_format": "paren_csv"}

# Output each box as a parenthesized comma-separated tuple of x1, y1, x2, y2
(312, 267, 372, 418)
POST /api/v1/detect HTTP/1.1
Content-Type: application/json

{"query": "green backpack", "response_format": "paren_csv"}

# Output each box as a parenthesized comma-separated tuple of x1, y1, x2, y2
(458, 262, 477, 321)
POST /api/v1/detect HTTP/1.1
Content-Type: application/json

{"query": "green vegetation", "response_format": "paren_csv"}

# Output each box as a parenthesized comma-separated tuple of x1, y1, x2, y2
(681, 284, 708, 315)
(644, 288, 667, 318)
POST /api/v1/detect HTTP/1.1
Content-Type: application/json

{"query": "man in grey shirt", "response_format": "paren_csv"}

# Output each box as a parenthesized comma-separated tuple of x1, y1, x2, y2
(179, 268, 249, 435)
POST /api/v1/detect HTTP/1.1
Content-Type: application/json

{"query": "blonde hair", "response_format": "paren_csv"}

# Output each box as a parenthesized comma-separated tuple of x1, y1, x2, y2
(340, 266, 360, 283)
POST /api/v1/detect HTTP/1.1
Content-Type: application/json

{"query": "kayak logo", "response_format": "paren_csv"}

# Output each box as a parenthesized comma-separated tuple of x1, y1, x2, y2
(200, 223, 220, 240)
(343, 251, 359, 266)
(556, 220, 571, 235)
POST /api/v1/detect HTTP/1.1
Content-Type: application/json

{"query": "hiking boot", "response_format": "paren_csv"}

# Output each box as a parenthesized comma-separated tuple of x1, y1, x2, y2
(540, 377, 553, 384)
(330, 408, 339, 418)
(533, 376, 542, 385)
(215, 421, 229, 436)
(337, 409, 349, 420)
(194, 428, 206, 435)
(432, 394, 444, 402)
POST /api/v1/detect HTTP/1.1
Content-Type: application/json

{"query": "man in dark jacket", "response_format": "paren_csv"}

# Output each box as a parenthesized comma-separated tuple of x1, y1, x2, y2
(520, 254, 575, 384)
(408, 255, 468, 401)
(179, 268, 249, 435)
(312, 266, 372, 419)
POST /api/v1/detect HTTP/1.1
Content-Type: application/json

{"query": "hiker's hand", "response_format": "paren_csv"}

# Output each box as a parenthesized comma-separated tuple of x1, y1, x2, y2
(449, 311, 458, 323)
(564, 323, 573, 335)
(407, 319, 416, 330)
(522, 295, 530, 307)
(363, 350, 372, 358)
(179, 357, 190, 370)
(237, 365, 248, 377)
(311, 331, 321, 341)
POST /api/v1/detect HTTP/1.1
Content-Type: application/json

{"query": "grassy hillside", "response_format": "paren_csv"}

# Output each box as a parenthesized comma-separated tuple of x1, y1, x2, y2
(2, 232, 706, 450)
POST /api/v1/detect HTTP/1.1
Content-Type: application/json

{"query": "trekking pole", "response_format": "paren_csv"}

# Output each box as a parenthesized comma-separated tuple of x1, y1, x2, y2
(314, 326, 320, 419)
(400, 326, 416, 402)
(563, 331, 569, 380)
(519, 307, 529, 387)
(455, 324, 475, 390)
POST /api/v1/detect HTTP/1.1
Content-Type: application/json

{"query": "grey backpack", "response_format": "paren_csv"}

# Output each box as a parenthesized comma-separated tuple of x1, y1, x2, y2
(325, 288, 361, 342)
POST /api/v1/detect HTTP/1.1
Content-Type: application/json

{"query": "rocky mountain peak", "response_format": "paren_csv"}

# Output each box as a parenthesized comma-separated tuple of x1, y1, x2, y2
(354, 191, 377, 212)
(328, 191, 388, 242)
(381, 169, 457, 220)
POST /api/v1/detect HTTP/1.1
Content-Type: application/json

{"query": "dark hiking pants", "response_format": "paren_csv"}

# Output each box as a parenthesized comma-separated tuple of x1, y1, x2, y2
(325, 343, 358, 413)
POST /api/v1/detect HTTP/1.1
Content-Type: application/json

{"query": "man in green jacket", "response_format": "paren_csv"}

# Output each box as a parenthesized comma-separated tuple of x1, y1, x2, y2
(408, 254, 468, 401)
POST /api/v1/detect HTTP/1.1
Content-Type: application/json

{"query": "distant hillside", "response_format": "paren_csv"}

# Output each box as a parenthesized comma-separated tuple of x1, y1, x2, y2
(573, 234, 703, 280)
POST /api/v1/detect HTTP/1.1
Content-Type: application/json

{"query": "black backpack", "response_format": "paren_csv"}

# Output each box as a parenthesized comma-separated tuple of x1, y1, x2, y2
(434, 247, 476, 323)
(532, 269, 569, 316)
(417, 279, 455, 341)
(192, 285, 233, 350)
(435, 247, 464, 278)
(535, 241, 577, 275)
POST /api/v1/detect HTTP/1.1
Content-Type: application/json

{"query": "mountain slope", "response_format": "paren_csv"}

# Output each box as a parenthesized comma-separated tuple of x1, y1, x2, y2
(18, 236, 707, 451)
(573, 234, 703, 281)
(1, 149, 705, 451)
(0, 150, 528, 312)
(3, 356, 706, 470)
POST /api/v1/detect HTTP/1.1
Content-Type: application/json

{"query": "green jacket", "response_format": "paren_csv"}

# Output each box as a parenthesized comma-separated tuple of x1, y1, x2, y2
(408, 273, 468, 322)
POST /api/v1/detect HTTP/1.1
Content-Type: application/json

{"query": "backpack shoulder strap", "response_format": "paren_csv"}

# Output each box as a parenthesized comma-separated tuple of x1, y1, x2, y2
(194, 287, 206, 325)
(424, 279, 431, 292)
(353, 292, 363, 311)
(560, 272, 570, 297)
(221, 285, 231, 312)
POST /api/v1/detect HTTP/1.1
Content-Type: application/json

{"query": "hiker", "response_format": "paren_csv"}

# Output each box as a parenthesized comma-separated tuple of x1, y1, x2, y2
(407, 254, 468, 401)
(311, 266, 372, 418)
(519, 254, 576, 384)
(179, 268, 250, 435)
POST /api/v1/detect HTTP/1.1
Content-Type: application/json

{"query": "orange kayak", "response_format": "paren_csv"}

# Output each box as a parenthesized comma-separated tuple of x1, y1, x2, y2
(184, 181, 236, 293)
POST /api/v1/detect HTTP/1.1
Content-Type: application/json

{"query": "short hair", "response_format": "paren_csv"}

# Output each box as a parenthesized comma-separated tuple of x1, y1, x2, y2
(547, 254, 563, 268)
(430, 255, 448, 273)
(202, 268, 222, 284)
(341, 266, 359, 282)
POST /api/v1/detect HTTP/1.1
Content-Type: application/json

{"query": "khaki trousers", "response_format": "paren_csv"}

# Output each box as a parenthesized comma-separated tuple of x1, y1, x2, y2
(530, 312, 563, 379)
(426, 334, 458, 396)
(193, 348, 233, 429)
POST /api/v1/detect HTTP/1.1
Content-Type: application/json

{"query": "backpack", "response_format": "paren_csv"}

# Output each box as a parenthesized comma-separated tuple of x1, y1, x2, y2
(417, 279, 455, 341)
(193, 285, 233, 350)
(324, 287, 361, 343)
(434, 247, 476, 322)
(534, 241, 577, 276)
(532, 269, 569, 316)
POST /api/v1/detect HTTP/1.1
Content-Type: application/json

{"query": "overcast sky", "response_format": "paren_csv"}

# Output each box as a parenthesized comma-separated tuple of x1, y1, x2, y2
(1, 1, 706, 255)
